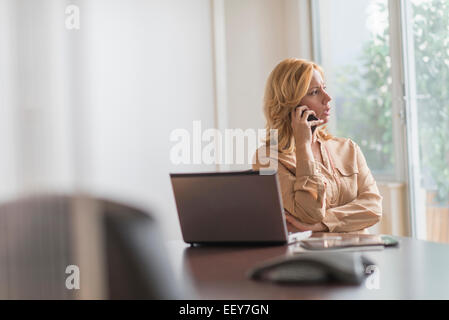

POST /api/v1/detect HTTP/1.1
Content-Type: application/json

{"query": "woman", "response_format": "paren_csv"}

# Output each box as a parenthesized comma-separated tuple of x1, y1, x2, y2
(253, 58, 382, 233)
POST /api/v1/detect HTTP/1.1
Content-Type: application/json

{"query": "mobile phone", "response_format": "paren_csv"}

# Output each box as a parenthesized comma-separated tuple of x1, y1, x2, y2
(301, 109, 319, 134)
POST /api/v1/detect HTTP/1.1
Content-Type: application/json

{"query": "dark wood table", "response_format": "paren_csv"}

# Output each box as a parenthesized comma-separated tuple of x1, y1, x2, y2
(166, 235, 449, 299)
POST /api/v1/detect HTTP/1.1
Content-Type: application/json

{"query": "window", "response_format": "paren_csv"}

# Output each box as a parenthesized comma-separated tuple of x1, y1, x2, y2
(313, 0, 449, 243)
(314, 0, 395, 178)
(406, 0, 449, 242)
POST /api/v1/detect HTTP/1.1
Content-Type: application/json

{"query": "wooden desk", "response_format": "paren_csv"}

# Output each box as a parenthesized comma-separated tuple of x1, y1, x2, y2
(166, 236, 449, 299)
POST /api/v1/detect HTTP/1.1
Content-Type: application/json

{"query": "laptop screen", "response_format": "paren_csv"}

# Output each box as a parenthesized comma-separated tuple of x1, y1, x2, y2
(170, 170, 288, 244)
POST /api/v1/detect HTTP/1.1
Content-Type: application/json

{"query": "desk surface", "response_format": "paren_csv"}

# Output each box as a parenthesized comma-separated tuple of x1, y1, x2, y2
(166, 235, 449, 299)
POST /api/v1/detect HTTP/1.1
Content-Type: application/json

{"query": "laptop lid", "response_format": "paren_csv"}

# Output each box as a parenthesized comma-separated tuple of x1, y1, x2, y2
(170, 170, 288, 245)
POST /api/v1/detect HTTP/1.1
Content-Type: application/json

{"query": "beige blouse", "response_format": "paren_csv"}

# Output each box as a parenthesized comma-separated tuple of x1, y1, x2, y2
(252, 136, 382, 233)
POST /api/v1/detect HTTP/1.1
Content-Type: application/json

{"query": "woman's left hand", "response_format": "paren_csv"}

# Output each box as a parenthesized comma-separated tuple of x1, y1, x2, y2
(285, 212, 328, 232)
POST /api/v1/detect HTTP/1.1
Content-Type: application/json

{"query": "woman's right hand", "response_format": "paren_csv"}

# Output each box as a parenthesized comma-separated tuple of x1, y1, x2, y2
(291, 106, 323, 149)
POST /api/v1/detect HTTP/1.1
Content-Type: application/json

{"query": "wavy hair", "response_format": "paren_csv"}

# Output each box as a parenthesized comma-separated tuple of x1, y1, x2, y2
(263, 58, 332, 154)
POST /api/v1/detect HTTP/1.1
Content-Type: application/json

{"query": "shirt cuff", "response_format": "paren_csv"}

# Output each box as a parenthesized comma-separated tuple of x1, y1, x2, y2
(322, 212, 341, 232)
(296, 160, 321, 176)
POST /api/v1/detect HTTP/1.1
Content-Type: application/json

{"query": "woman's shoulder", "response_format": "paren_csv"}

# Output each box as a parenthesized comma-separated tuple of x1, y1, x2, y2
(325, 136, 358, 150)
(324, 136, 360, 169)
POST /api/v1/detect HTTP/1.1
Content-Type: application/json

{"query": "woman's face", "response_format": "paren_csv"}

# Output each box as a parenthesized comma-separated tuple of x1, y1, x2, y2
(299, 69, 332, 125)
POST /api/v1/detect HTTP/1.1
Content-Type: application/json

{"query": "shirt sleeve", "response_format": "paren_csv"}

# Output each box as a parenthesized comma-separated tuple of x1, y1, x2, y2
(253, 147, 327, 225)
(322, 142, 383, 232)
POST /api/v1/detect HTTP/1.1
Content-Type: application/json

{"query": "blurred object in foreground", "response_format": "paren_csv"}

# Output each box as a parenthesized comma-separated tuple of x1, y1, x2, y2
(0, 194, 185, 299)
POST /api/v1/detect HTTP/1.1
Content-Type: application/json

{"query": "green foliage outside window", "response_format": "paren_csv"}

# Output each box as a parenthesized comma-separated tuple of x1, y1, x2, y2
(334, 0, 449, 204)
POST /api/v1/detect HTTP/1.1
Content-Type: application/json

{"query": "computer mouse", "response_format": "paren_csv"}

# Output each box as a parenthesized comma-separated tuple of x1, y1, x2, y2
(248, 252, 375, 285)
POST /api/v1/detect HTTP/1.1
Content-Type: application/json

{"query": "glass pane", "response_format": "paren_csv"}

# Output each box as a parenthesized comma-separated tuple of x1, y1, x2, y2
(411, 0, 449, 243)
(317, 0, 394, 177)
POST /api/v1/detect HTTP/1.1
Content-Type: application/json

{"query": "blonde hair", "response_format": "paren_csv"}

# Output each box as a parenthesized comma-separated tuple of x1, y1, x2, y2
(263, 58, 332, 154)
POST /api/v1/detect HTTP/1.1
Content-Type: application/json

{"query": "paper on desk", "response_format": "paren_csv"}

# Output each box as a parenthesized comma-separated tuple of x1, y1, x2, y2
(288, 245, 385, 255)
(287, 230, 312, 244)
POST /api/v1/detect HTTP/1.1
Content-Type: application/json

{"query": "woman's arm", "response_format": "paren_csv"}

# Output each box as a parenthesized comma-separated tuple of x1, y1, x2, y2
(290, 154, 328, 223)
(288, 106, 328, 224)
(321, 142, 382, 232)
(253, 149, 328, 225)
(285, 211, 328, 232)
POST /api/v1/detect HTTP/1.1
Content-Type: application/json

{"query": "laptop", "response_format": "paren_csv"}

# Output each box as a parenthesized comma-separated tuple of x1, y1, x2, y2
(170, 170, 310, 245)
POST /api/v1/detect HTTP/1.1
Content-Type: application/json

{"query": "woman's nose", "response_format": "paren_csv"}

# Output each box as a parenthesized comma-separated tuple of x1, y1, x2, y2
(323, 89, 332, 103)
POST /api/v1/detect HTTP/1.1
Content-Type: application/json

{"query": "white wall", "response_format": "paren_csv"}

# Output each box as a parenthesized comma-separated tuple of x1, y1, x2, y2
(0, 0, 19, 201)
(80, 0, 321, 239)
(225, 0, 285, 133)
(222, 0, 311, 170)
(2, 0, 217, 241)
(81, 0, 216, 240)
(0, 0, 74, 196)
(80, 0, 312, 239)
(76, 0, 312, 238)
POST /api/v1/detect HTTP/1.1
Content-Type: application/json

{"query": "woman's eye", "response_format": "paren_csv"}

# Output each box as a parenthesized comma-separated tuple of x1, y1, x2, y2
(310, 90, 318, 95)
